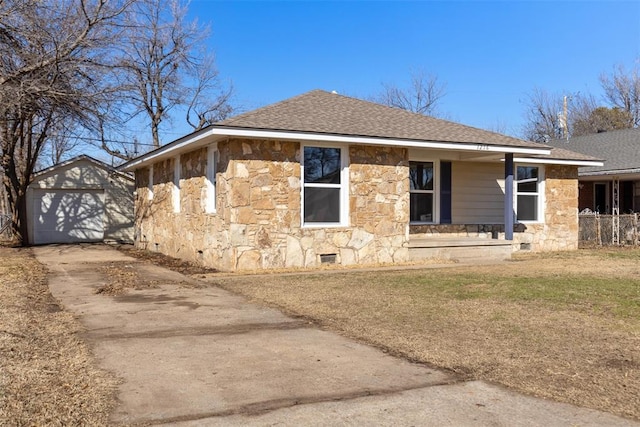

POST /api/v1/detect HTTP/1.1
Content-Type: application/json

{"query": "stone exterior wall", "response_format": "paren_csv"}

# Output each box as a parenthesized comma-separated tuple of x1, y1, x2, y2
(533, 164, 579, 251)
(134, 139, 410, 271)
(409, 164, 579, 252)
(135, 145, 579, 270)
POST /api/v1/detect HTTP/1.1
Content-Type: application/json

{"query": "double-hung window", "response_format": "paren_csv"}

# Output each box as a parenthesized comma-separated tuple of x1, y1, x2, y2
(302, 145, 347, 226)
(515, 165, 541, 221)
(409, 162, 435, 223)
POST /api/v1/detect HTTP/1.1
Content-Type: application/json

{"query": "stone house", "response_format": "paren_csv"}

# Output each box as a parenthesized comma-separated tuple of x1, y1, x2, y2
(546, 128, 640, 214)
(119, 90, 601, 271)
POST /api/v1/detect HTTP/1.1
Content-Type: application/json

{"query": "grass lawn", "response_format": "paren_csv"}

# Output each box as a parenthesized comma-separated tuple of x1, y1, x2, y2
(213, 248, 640, 421)
(0, 248, 118, 425)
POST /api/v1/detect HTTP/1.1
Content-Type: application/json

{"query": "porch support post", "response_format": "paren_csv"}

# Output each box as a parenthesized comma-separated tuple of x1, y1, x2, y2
(504, 153, 514, 241)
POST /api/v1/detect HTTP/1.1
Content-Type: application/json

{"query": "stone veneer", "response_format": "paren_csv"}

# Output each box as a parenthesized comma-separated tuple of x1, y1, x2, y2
(409, 164, 579, 252)
(134, 139, 410, 271)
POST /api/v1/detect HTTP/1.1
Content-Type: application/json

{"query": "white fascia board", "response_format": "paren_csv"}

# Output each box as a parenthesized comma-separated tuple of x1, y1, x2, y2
(120, 127, 550, 171)
(119, 128, 219, 171)
(513, 157, 604, 167)
(220, 128, 550, 155)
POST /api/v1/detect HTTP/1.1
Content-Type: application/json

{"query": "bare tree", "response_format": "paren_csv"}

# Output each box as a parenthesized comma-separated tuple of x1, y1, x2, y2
(110, 0, 233, 156)
(521, 88, 565, 142)
(0, 0, 131, 244)
(521, 89, 606, 141)
(374, 69, 446, 116)
(600, 64, 640, 127)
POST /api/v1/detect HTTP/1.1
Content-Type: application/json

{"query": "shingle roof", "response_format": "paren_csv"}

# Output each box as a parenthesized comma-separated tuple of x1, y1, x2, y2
(545, 128, 640, 174)
(120, 89, 602, 172)
(219, 90, 542, 149)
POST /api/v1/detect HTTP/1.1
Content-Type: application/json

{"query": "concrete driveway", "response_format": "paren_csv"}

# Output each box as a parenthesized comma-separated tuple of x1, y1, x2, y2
(33, 245, 637, 426)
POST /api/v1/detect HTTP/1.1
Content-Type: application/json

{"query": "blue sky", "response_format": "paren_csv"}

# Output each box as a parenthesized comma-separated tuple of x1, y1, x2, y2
(174, 1, 640, 140)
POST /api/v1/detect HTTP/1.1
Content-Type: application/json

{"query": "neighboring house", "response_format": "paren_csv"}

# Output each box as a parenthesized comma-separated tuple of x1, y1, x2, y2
(546, 128, 640, 214)
(27, 155, 134, 245)
(119, 90, 601, 271)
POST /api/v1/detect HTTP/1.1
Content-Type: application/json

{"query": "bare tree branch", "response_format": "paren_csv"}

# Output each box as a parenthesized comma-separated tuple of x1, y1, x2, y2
(0, 0, 133, 244)
(118, 0, 234, 148)
(373, 69, 446, 116)
(600, 64, 640, 127)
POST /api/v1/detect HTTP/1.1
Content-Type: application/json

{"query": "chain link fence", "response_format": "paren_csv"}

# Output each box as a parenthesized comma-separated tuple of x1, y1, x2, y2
(0, 213, 13, 242)
(579, 213, 640, 246)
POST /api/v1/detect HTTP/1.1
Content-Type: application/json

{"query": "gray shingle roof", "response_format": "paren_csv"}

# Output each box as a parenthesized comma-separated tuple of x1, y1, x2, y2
(120, 89, 601, 172)
(219, 90, 543, 149)
(545, 128, 640, 174)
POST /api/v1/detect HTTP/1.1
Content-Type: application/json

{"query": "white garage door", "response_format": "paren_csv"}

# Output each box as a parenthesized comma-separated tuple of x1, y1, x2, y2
(32, 189, 105, 244)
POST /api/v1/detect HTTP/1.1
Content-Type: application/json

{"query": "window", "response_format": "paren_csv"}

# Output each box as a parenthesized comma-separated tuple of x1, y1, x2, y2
(302, 145, 347, 225)
(410, 162, 435, 222)
(147, 165, 154, 200)
(204, 145, 217, 213)
(516, 165, 541, 221)
(172, 156, 181, 213)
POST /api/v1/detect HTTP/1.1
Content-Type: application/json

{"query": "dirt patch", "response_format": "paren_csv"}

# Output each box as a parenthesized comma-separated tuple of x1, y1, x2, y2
(116, 244, 218, 276)
(95, 261, 163, 295)
(96, 246, 218, 296)
(214, 247, 640, 421)
(0, 247, 119, 425)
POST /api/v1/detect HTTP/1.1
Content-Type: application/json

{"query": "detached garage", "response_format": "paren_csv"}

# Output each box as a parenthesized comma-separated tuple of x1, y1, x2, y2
(27, 155, 134, 245)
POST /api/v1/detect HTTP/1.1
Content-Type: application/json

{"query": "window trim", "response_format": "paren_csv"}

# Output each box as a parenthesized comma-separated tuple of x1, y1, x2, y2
(409, 160, 439, 224)
(172, 156, 181, 213)
(514, 164, 545, 223)
(204, 144, 217, 214)
(301, 143, 349, 228)
(147, 164, 154, 200)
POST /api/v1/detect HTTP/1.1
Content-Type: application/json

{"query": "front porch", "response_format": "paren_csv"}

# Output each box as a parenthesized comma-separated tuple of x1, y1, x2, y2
(408, 224, 527, 263)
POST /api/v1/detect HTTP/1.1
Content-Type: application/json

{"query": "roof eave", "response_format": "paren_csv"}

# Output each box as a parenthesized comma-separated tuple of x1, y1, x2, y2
(579, 167, 640, 177)
(34, 154, 134, 182)
(513, 157, 604, 167)
(119, 126, 551, 171)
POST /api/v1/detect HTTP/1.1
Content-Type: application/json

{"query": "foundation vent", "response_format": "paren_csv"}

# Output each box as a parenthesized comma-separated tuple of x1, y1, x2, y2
(320, 253, 337, 264)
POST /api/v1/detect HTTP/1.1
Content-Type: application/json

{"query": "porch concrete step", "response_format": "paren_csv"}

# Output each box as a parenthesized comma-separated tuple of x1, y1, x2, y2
(408, 237, 512, 263)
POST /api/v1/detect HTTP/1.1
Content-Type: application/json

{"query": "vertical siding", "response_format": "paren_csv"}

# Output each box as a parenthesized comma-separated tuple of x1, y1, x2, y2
(452, 161, 505, 223)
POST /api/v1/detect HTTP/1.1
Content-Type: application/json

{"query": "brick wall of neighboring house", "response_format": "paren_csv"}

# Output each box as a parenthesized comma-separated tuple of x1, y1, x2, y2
(134, 139, 410, 271)
(410, 164, 580, 252)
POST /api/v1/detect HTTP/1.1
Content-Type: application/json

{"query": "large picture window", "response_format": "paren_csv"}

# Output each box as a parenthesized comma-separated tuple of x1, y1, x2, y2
(410, 162, 435, 223)
(516, 165, 541, 221)
(302, 146, 346, 225)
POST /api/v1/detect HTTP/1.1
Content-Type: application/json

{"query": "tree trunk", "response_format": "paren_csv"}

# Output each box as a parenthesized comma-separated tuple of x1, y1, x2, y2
(15, 189, 28, 245)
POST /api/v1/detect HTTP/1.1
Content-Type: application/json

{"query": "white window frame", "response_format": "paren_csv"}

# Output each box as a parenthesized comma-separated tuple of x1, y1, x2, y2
(172, 156, 181, 213)
(515, 164, 545, 223)
(204, 144, 217, 214)
(147, 164, 154, 200)
(409, 160, 439, 224)
(301, 143, 349, 228)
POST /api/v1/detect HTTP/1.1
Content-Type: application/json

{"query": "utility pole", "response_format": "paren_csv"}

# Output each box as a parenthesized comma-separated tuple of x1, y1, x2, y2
(562, 95, 569, 140)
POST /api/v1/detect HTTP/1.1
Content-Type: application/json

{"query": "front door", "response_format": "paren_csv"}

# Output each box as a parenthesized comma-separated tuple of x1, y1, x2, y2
(594, 183, 608, 214)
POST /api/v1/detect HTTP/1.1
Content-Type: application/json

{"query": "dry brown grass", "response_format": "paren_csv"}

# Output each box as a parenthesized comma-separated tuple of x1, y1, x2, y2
(0, 247, 118, 426)
(213, 247, 640, 421)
